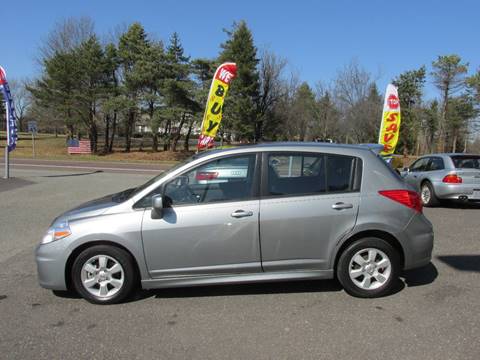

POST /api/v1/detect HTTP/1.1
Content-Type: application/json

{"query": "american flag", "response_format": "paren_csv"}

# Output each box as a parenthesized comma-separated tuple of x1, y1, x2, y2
(67, 140, 92, 154)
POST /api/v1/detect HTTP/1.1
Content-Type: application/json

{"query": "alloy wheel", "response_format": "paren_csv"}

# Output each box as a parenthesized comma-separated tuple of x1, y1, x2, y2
(421, 185, 431, 204)
(80, 255, 125, 299)
(348, 248, 392, 290)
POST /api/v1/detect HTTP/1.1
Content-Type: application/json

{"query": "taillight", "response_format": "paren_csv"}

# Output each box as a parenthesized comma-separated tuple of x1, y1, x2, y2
(196, 171, 218, 181)
(442, 174, 462, 184)
(379, 190, 423, 213)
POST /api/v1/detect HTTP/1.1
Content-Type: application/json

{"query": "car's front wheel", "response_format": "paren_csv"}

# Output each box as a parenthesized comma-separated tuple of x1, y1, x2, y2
(72, 245, 137, 304)
(336, 238, 400, 298)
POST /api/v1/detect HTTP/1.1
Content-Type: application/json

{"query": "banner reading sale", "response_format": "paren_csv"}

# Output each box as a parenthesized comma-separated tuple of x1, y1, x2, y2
(378, 84, 401, 156)
(197, 62, 237, 150)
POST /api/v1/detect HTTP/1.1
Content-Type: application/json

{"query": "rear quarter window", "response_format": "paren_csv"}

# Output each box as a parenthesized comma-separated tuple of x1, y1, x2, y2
(450, 155, 480, 169)
(375, 154, 403, 180)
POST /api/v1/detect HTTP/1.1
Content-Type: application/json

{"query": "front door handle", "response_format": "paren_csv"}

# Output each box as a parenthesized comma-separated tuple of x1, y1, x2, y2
(231, 210, 254, 218)
(331, 202, 353, 210)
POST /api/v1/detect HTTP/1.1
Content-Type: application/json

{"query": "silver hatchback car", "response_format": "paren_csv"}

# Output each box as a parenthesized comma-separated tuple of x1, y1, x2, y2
(401, 153, 480, 206)
(36, 143, 434, 304)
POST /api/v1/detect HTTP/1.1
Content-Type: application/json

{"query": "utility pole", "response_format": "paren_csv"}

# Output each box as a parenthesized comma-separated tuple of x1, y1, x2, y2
(3, 102, 9, 179)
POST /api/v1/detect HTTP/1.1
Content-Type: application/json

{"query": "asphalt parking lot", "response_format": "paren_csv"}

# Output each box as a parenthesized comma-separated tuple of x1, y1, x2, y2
(0, 167, 479, 360)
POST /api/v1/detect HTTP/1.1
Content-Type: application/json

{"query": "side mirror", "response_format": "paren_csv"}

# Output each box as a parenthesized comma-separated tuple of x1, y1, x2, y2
(151, 194, 164, 219)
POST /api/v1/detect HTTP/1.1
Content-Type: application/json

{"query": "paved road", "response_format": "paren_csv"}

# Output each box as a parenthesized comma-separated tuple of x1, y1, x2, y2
(0, 168, 479, 359)
(1, 158, 173, 174)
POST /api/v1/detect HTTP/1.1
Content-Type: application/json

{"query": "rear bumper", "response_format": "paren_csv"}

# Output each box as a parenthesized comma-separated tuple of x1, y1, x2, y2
(400, 213, 434, 270)
(433, 182, 480, 201)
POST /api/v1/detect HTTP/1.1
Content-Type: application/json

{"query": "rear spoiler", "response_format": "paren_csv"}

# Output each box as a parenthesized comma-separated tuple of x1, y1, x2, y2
(359, 143, 385, 155)
(359, 144, 395, 165)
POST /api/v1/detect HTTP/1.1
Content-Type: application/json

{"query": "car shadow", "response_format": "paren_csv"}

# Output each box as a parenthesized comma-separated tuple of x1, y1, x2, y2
(436, 201, 480, 209)
(53, 265, 439, 303)
(402, 262, 438, 287)
(0, 178, 36, 193)
(437, 255, 480, 272)
(135, 279, 343, 301)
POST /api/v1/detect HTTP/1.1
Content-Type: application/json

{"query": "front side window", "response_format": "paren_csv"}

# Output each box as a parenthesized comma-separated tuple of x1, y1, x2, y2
(410, 158, 429, 172)
(163, 154, 256, 206)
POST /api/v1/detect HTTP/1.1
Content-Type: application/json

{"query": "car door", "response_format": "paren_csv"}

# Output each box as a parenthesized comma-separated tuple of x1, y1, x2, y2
(259, 152, 361, 272)
(404, 157, 430, 190)
(139, 153, 262, 278)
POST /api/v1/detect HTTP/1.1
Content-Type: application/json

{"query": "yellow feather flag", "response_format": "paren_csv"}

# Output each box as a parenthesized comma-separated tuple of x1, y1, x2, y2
(197, 62, 237, 150)
(379, 84, 401, 156)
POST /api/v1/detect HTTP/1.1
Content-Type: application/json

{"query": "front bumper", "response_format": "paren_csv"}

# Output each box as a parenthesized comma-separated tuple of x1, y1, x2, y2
(433, 181, 480, 201)
(35, 240, 70, 291)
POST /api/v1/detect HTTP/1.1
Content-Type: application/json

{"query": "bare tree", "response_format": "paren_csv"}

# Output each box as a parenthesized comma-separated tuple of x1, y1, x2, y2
(332, 60, 380, 143)
(9, 78, 32, 132)
(333, 59, 373, 109)
(256, 49, 287, 141)
(39, 17, 95, 59)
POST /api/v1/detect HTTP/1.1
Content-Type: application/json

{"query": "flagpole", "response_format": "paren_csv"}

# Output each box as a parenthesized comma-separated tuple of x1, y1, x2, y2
(4, 103, 9, 179)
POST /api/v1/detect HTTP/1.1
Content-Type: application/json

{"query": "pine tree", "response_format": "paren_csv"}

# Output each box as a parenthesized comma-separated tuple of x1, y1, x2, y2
(447, 95, 477, 152)
(102, 43, 121, 153)
(431, 55, 468, 152)
(315, 91, 340, 141)
(163, 32, 198, 151)
(393, 66, 426, 154)
(190, 58, 216, 150)
(118, 23, 151, 152)
(136, 41, 166, 151)
(73, 35, 108, 152)
(290, 82, 316, 141)
(219, 21, 260, 142)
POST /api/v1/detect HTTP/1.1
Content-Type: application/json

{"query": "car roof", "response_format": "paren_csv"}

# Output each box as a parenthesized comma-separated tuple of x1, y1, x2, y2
(194, 142, 376, 158)
(418, 153, 479, 158)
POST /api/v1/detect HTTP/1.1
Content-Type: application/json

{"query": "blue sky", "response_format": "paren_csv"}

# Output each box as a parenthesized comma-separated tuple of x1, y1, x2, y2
(1, 0, 478, 98)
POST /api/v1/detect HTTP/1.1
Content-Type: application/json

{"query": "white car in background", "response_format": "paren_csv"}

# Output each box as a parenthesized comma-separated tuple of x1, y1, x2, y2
(401, 153, 480, 206)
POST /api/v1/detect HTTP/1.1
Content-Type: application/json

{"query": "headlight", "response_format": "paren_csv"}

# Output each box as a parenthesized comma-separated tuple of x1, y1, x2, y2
(41, 220, 72, 245)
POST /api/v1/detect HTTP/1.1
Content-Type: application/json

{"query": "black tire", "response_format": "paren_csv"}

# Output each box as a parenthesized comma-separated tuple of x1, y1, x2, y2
(420, 181, 440, 207)
(336, 238, 401, 298)
(71, 245, 137, 305)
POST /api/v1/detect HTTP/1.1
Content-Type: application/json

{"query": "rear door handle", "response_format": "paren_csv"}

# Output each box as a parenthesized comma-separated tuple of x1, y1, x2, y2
(231, 210, 254, 218)
(331, 202, 353, 210)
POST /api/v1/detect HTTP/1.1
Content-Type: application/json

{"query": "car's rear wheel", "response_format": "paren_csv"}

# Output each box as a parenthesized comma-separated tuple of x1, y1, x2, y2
(72, 245, 137, 304)
(420, 181, 439, 207)
(336, 238, 400, 298)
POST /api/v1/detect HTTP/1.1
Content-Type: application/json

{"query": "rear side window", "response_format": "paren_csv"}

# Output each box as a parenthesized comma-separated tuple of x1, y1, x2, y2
(326, 154, 356, 192)
(428, 157, 445, 171)
(266, 152, 359, 196)
(450, 155, 480, 169)
(268, 154, 326, 196)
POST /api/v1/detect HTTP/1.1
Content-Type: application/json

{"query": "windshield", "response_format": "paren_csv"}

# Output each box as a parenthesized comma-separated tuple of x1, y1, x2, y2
(450, 155, 480, 169)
